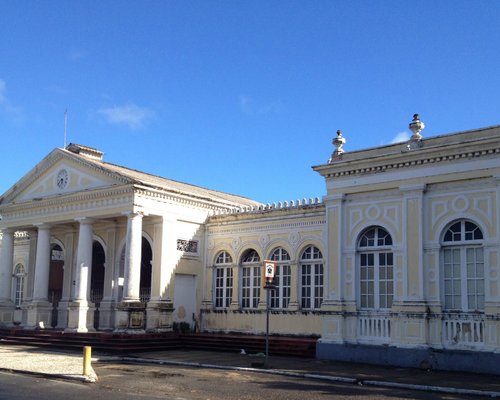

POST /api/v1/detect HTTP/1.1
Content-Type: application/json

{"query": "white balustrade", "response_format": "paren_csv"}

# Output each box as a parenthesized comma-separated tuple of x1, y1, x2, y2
(442, 316, 484, 348)
(358, 314, 391, 343)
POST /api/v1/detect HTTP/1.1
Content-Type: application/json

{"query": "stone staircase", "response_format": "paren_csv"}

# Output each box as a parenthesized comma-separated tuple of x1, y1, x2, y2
(0, 328, 317, 358)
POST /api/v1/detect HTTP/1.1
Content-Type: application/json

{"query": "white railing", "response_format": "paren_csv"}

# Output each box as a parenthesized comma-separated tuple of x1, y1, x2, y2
(358, 313, 391, 343)
(442, 315, 485, 348)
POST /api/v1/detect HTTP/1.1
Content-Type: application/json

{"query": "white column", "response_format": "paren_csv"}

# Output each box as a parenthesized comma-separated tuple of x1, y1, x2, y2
(123, 212, 143, 302)
(75, 218, 93, 302)
(32, 224, 51, 302)
(0, 229, 15, 303)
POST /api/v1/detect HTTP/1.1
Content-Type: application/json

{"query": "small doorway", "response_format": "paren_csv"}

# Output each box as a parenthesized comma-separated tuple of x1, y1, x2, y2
(90, 241, 105, 329)
(139, 237, 152, 303)
(49, 244, 64, 328)
(173, 274, 197, 331)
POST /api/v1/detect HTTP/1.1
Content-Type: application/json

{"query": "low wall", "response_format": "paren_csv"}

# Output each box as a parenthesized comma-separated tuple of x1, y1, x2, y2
(317, 341, 500, 375)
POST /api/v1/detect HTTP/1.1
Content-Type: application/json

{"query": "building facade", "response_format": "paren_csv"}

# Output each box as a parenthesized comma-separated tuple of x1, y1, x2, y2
(1, 117, 500, 373)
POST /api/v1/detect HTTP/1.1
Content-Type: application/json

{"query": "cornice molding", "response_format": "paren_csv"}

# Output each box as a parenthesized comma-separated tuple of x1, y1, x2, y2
(317, 143, 500, 180)
(207, 218, 326, 236)
(2, 150, 131, 204)
(1, 186, 135, 224)
(134, 186, 244, 213)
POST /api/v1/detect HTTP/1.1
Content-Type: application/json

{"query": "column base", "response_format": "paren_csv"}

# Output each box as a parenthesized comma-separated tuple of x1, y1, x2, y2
(146, 300, 174, 331)
(97, 299, 116, 330)
(25, 301, 52, 329)
(55, 300, 70, 329)
(391, 301, 429, 347)
(66, 301, 94, 333)
(114, 301, 146, 331)
(0, 301, 15, 327)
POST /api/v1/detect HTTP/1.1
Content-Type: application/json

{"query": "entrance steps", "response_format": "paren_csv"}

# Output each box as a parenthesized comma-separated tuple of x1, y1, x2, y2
(0, 328, 317, 358)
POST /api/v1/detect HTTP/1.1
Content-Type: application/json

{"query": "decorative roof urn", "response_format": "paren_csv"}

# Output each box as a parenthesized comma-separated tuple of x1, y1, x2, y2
(328, 130, 346, 163)
(409, 113, 425, 141)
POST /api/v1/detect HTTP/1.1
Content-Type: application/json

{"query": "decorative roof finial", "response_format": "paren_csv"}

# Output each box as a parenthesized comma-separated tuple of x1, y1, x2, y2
(409, 113, 425, 141)
(328, 130, 346, 163)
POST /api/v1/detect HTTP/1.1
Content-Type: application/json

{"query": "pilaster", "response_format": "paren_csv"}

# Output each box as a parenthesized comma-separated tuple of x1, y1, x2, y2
(0, 229, 15, 304)
(323, 193, 345, 304)
(98, 224, 117, 330)
(230, 263, 240, 310)
(287, 261, 300, 311)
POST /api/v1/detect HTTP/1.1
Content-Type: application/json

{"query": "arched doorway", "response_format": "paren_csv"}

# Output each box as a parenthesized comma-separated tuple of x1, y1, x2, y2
(49, 244, 64, 328)
(140, 237, 152, 303)
(117, 236, 152, 303)
(90, 241, 105, 329)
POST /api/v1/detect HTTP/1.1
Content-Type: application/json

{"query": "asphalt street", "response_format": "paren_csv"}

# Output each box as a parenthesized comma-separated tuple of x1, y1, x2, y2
(0, 362, 481, 400)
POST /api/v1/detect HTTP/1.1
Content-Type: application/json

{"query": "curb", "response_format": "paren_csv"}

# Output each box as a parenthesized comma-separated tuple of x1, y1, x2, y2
(102, 356, 500, 398)
(0, 366, 97, 383)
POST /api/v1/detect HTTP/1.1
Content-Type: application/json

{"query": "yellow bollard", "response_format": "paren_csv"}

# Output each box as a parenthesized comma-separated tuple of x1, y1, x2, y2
(83, 346, 92, 376)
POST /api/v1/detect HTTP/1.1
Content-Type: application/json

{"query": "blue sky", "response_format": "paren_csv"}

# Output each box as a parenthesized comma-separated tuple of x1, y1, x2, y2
(1, 1, 499, 204)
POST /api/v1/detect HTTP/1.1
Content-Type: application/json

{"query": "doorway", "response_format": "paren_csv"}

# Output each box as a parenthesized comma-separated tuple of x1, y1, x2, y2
(173, 274, 197, 331)
(49, 244, 64, 328)
(90, 241, 105, 329)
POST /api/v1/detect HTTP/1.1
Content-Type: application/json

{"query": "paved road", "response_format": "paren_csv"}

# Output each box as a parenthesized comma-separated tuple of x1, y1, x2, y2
(0, 362, 477, 400)
(1, 346, 498, 398)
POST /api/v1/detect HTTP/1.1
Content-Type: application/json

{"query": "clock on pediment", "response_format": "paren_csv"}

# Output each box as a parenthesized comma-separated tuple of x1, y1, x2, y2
(56, 169, 69, 190)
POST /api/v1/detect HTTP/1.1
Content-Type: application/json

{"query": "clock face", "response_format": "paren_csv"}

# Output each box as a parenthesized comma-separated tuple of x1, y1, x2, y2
(56, 169, 69, 190)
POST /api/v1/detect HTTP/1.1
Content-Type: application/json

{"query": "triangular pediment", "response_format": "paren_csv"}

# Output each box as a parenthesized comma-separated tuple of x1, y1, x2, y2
(1, 148, 132, 204)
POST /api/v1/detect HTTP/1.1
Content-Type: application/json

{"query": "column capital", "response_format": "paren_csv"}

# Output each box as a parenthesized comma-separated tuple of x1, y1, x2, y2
(34, 223, 52, 230)
(323, 193, 346, 203)
(122, 211, 145, 219)
(399, 183, 426, 194)
(0, 228, 16, 235)
(75, 217, 94, 225)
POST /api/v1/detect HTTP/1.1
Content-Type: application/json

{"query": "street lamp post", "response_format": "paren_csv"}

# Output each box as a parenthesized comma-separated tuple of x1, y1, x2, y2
(263, 260, 276, 368)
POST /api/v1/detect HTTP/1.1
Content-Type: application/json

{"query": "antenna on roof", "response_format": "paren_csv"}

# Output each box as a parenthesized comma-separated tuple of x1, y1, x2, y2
(64, 109, 68, 149)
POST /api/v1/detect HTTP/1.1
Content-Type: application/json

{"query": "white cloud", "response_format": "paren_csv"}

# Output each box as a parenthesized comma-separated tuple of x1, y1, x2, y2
(239, 95, 284, 115)
(390, 131, 410, 144)
(68, 49, 88, 61)
(239, 96, 254, 115)
(0, 79, 6, 103)
(98, 103, 154, 129)
(0, 79, 23, 120)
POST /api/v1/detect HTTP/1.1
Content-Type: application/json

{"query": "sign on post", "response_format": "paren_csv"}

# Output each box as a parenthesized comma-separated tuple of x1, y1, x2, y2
(263, 260, 276, 287)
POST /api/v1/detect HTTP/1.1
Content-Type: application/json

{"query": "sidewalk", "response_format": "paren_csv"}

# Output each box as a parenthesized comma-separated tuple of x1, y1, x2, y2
(0, 345, 97, 382)
(1, 345, 500, 398)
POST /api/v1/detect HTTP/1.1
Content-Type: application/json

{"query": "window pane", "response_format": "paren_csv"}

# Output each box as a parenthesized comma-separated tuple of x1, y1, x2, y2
(368, 253, 374, 265)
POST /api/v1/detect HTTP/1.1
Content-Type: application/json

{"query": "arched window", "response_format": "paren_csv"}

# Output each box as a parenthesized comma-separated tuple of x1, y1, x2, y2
(269, 247, 291, 309)
(358, 226, 393, 310)
(300, 245, 323, 310)
(13, 264, 25, 308)
(240, 249, 261, 309)
(442, 220, 484, 312)
(213, 251, 233, 309)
